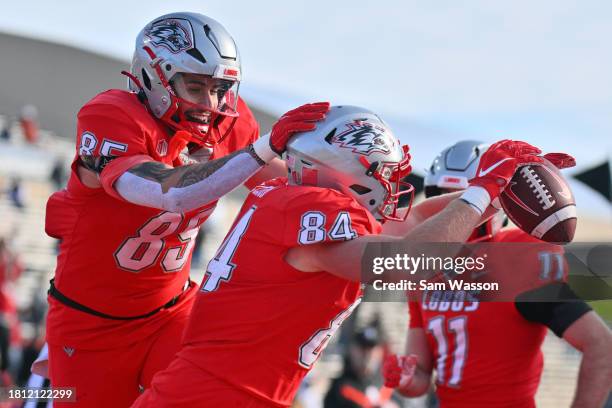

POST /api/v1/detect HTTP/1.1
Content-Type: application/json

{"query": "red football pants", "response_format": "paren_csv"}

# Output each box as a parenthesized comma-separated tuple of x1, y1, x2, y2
(48, 296, 194, 408)
(131, 356, 280, 408)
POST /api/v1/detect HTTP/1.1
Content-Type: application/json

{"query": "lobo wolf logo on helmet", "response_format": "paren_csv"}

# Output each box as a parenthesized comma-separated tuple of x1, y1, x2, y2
(144, 19, 193, 53)
(332, 120, 393, 156)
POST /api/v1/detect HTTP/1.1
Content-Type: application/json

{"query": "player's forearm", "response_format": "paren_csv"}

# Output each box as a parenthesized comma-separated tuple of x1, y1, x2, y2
(411, 192, 462, 223)
(116, 145, 265, 213)
(561, 311, 612, 408)
(244, 157, 287, 190)
(571, 343, 612, 408)
(310, 199, 483, 281)
(383, 194, 498, 239)
(403, 198, 482, 242)
(382, 192, 461, 236)
(396, 366, 432, 397)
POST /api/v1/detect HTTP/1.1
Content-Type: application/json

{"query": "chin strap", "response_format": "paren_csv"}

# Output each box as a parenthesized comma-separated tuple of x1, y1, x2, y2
(121, 47, 239, 153)
(121, 70, 143, 90)
(168, 130, 193, 165)
(214, 116, 238, 146)
(121, 70, 148, 104)
(122, 70, 198, 165)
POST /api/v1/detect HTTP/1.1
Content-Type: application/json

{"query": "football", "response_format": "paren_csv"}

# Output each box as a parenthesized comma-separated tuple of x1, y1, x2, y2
(499, 158, 577, 243)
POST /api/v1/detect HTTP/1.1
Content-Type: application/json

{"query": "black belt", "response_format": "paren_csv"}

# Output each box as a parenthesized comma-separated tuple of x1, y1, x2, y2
(48, 278, 191, 320)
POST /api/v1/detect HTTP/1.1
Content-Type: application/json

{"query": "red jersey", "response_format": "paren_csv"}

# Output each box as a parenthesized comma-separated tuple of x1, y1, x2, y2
(179, 178, 382, 407)
(45, 90, 258, 349)
(409, 228, 565, 408)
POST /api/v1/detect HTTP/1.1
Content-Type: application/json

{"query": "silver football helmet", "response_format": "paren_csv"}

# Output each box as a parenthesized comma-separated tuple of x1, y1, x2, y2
(286, 106, 414, 222)
(127, 12, 241, 145)
(425, 140, 507, 241)
(424, 140, 487, 196)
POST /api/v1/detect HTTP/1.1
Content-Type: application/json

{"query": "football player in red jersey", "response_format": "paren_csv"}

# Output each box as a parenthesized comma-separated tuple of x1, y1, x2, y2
(383, 140, 612, 407)
(131, 107, 557, 407)
(43, 12, 331, 407)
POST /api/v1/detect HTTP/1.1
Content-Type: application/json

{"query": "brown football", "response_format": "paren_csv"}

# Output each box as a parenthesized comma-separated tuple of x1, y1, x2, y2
(500, 158, 577, 243)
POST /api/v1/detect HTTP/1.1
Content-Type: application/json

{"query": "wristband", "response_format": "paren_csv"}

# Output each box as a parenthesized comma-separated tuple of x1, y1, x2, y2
(252, 133, 277, 163)
(460, 186, 492, 215)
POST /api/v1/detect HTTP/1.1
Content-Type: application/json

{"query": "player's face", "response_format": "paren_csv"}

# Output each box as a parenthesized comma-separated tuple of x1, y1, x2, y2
(171, 73, 232, 124)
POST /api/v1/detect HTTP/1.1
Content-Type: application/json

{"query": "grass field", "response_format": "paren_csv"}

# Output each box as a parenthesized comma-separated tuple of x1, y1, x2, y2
(590, 300, 612, 322)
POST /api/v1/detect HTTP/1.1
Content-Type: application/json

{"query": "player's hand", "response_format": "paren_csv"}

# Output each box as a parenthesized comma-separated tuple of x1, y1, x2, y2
(470, 140, 544, 201)
(383, 354, 417, 389)
(252, 102, 330, 163)
(543, 153, 576, 169)
(270, 102, 330, 155)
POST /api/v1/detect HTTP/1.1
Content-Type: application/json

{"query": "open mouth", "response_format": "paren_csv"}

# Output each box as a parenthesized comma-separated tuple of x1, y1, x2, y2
(185, 110, 211, 125)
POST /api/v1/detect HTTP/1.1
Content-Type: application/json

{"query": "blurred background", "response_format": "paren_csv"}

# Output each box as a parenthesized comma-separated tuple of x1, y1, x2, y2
(0, 1, 610, 406)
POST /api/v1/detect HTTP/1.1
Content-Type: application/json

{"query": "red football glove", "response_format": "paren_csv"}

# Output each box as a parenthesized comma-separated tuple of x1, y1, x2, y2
(470, 140, 544, 201)
(270, 102, 330, 155)
(383, 354, 417, 389)
(252, 102, 330, 163)
(543, 153, 576, 169)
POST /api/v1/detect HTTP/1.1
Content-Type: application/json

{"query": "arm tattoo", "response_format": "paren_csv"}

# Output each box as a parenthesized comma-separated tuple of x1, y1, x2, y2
(79, 155, 117, 174)
(127, 147, 253, 193)
(247, 144, 267, 166)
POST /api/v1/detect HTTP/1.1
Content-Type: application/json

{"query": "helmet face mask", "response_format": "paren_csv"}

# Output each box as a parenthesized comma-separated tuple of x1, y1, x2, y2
(170, 73, 235, 110)
(286, 106, 414, 223)
(169, 73, 239, 140)
(128, 13, 241, 146)
(358, 147, 414, 221)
